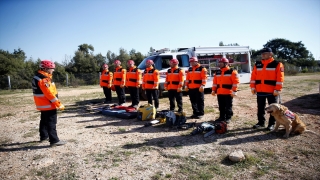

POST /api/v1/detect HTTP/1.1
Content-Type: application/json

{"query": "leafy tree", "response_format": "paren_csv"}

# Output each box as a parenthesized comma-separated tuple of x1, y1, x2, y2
(254, 38, 315, 65)
(78, 44, 94, 55)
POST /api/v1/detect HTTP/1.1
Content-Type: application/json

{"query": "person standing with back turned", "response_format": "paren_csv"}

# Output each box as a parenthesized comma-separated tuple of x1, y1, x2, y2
(250, 47, 284, 130)
(31, 60, 66, 147)
(185, 57, 208, 119)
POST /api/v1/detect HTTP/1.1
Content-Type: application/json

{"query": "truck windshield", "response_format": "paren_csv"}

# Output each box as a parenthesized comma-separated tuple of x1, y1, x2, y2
(137, 55, 173, 70)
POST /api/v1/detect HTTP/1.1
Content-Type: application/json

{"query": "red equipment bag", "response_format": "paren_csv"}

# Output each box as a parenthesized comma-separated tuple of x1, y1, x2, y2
(114, 106, 137, 112)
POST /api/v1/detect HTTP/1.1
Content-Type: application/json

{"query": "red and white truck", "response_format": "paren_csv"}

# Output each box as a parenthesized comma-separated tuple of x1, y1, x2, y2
(137, 46, 252, 99)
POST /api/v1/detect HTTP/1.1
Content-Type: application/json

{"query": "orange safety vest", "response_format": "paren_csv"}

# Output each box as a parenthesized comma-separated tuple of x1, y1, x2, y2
(185, 64, 207, 89)
(100, 70, 113, 87)
(32, 70, 62, 111)
(164, 67, 185, 90)
(142, 67, 159, 89)
(113, 66, 126, 86)
(212, 67, 239, 95)
(250, 58, 284, 93)
(126, 66, 142, 87)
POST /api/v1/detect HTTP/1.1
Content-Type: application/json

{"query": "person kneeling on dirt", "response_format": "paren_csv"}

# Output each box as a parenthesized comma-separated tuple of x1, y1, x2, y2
(100, 64, 113, 103)
(211, 58, 239, 124)
(31, 60, 66, 147)
(126, 60, 142, 108)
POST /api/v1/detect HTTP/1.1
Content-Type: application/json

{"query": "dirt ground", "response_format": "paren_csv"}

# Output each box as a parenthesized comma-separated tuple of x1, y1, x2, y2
(0, 74, 319, 180)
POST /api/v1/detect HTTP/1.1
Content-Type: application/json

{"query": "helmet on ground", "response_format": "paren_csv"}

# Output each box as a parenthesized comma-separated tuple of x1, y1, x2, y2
(214, 121, 227, 134)
(170, 59, 179, 65)
(102, 64, 108, 68)
(146, 59, 154, 65)
(189, 57, 198, 62)
(40, 60, 55, 69)
(114, 60, 121, 65)
(219, 58, 229, 63)
(127, 60, 134, 65)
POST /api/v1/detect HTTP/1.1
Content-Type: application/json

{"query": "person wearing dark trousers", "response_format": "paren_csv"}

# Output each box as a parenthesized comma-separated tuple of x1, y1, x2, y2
(188, 88, 205, 117)
(164, 59, 185, 112)
(100, 64, 113, 103)
(185, 57, 207, 118)
(142, 59, 160, 109)
(113, 60, 126, 105)
(250, 47, 284, 130)
(32, 60, 66, 146)
(126, 60, 142, 108)
(211, 57, 239, 124)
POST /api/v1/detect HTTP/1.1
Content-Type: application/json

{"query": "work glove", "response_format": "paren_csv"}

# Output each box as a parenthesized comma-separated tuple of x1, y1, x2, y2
(184, 87, 189, 92)
(199, 85, 204, 93)
(164, 87, 168, 91)
(211, 91, 216, 96)
(120, 84, 124, 88)
(136, 85, 140, 88)
(177, 88, 182, 92)
(58, 104, 65, 111)
(107, 84, 112, 88)
(231, 91, 237, 98)
(153, 86, 158, 89)
(273, 90, 280, 96)
(142, 87, 145, 90)
(251, 88, 256, 95)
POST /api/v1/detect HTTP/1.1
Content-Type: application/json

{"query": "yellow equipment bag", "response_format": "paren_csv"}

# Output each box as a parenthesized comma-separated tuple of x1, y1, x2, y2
(137, 104, 156, 121)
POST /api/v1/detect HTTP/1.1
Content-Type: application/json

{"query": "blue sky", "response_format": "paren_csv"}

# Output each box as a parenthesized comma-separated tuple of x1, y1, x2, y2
(0, 0, 319, 63)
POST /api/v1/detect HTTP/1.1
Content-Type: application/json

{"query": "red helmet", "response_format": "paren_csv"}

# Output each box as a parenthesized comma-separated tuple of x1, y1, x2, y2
(114, 60, 121, 65)
(40, 60, 55, 69)
(189, 57, 198, 62)
(219, 58, 229, 63)
(170, 59, 179, 65)
(102, 64, 108, 68)
(146, 59, 154, 65)
(127, 60, 134, 65)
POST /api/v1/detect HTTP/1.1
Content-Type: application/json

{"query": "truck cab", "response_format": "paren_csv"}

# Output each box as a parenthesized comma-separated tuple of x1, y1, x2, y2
(137, 46, 252, 99)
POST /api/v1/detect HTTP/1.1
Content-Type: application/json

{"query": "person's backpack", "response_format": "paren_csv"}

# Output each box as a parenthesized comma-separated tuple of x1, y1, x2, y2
(165, 111, 186, 127)
(156, 110, 170, 123)
(137, 104, 156, 121)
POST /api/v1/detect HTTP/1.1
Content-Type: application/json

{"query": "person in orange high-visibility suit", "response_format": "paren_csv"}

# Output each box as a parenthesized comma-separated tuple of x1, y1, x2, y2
(211, 58, 239, 124)
(164, 59, 185, 112)
(100, 64, 113, 103)
(250, 47, 284, 130)
(185, 57, 207, 118)
(125, 60, 142, 108)
(31, 60, 66, 146)
(112, 60, 126, 105)
(142, 59, 160, 109)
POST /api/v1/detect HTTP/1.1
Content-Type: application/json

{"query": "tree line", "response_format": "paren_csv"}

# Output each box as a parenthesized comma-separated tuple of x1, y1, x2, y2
(0, 38, 318, 89)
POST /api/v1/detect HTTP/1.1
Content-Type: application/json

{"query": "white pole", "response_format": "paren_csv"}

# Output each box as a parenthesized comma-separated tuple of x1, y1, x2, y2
(8, 76, 11, 90)
(66, 74, 68, 86)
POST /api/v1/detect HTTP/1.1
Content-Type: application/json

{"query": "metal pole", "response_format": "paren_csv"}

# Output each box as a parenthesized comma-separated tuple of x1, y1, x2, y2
(66, 74, 68, 87)
(8, 76, 11, 90)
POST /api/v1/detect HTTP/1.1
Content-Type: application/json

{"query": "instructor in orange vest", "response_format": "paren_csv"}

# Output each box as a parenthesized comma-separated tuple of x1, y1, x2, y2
(211, 58, 239, 124)
(113, 60, 126, 106)
(32, 60, 66, 146)
(100, 64, 113, 103)
(185, 57, 207, 119)
(164, 59, 185, 112)
(250, 47, 284, 130)
(126, 60, 142, 108)
(142, 59, 160, 109)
